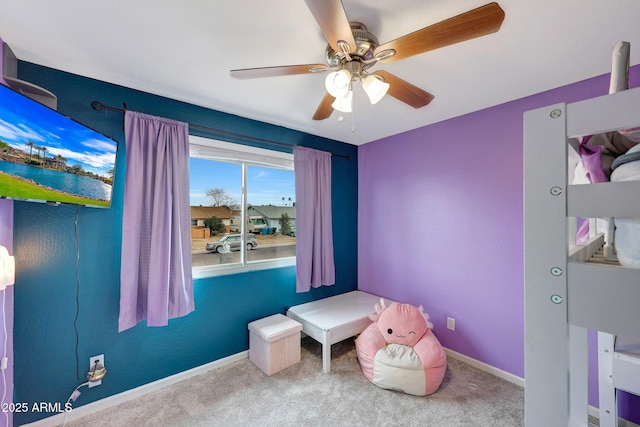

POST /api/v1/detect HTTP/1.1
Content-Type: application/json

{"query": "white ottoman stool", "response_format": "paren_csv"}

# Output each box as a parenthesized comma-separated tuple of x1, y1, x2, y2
(248, 314, 302, 376)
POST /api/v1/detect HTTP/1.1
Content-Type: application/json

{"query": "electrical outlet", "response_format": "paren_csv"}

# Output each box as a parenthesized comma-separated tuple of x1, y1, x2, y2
(447, 317, 456, 331)
(88, 354, 105, 388)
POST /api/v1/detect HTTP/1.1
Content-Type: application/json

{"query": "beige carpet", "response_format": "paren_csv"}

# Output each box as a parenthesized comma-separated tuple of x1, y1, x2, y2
(64, 337, 526, 427)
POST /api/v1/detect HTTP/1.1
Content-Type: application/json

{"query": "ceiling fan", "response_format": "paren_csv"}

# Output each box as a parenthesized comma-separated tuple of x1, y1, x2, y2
(230, 1, 505, 120)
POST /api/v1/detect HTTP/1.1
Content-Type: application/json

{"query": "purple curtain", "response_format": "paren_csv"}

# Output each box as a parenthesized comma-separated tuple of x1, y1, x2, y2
(119, 111, 194, 332)
(294, 146, 335, 292)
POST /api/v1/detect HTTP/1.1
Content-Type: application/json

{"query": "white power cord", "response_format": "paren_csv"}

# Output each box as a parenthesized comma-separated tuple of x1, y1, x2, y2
(62, 381, 89, 427)
(1, 289, 8, 427)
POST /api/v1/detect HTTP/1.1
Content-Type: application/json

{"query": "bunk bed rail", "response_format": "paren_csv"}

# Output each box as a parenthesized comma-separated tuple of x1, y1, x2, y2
(567, 87, 640, 138)
(524, 85, 640, 427)
(568, 262, 640, 336)
(568, 181, 640, 218)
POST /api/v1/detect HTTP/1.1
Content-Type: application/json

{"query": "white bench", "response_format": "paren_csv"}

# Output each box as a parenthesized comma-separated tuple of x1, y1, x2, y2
(286, 291, 386, 373)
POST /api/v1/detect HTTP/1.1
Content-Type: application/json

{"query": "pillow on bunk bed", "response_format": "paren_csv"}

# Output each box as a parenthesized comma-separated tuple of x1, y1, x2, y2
(612, 143, 640, 171)
(355, 300, 447, 396)
(579, 132, 639, 181)
(610, 144, 640, 268)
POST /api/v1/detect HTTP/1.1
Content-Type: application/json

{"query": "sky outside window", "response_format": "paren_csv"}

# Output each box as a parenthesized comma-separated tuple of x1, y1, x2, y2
(189, 158, 295, 206)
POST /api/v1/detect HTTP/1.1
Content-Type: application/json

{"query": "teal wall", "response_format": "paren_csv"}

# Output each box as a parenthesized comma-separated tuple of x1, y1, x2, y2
(12, 63, 357, 425)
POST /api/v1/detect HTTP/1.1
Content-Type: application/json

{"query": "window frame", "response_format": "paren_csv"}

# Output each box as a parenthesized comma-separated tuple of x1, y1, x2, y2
(189, 136, 296, 279)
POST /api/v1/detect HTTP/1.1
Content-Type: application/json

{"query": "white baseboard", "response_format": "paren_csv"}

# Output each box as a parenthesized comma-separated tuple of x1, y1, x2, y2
(22, 351, 248, 427)
(443, 347, 525, 387)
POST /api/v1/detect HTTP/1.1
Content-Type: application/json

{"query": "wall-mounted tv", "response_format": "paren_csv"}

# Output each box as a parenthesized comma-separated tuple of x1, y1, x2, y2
(0, 83, 117, 208)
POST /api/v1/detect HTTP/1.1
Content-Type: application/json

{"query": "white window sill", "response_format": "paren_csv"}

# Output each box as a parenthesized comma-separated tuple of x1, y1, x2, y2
(192, 256, 296, 279)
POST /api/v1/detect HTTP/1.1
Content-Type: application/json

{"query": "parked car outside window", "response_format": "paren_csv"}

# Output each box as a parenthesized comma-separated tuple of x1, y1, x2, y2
(205, 234, 257, 253)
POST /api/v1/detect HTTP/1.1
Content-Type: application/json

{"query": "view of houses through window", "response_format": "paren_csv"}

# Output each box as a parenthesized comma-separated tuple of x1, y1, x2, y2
(189, 139, 296, 272)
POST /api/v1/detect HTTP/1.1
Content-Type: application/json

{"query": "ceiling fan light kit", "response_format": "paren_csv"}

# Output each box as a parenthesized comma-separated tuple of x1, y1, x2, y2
(362, 74, 390, 105)
(231, 1, 505, 122)
(331, 89, 353, 113)
(325, 69, 352, 98)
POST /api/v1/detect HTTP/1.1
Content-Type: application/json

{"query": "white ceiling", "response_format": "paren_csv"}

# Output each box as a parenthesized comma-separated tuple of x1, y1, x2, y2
(1, 0, 639, 145)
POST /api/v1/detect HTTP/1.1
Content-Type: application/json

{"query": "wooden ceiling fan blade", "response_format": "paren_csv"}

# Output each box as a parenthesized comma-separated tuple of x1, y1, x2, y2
(374, 2, 505, 63)
(313, 92, 335, 120)
(305, 0, 356, 54)
(374, 71, 434, 109)
(230, 64, 328, 80)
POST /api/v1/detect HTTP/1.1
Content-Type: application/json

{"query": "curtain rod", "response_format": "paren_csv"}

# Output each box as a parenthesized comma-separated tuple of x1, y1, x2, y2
(90, 101, 351, 160)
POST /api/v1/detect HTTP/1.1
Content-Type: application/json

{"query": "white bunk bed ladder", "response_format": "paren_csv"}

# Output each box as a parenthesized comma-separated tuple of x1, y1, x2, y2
(524, 86, 640, 427)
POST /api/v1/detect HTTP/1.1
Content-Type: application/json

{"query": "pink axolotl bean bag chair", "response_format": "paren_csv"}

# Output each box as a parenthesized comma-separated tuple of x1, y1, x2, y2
(355, 299, 447, 396)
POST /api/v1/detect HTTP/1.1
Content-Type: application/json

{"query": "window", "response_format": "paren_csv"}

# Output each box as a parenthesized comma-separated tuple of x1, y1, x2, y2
(189, 136, 296, 278)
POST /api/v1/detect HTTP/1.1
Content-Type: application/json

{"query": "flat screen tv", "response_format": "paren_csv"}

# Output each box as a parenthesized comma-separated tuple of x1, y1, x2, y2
(0, 82, 117, 208)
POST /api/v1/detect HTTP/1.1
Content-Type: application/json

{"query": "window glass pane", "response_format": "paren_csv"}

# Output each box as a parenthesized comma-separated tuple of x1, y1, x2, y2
(189, 150, 296, 272)
(190, 157, 241, 267)
(245, 165, 296, 262)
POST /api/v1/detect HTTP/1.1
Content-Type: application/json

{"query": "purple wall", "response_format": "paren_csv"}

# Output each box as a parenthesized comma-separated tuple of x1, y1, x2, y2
(358, 65, 640, 419)
(0, 34, 14, 427)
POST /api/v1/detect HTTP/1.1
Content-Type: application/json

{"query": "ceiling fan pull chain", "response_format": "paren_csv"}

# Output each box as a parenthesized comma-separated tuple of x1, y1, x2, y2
(351, 91, 356, 133)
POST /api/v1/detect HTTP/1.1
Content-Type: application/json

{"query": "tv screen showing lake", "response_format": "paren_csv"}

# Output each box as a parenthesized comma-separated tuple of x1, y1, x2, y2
(0, 161, 112, 202)
(0, 83, 117, 207)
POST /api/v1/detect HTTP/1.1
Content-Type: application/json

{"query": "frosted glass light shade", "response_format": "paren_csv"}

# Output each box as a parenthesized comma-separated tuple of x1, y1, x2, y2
(325, 69, 352, 98)
(331, 90, 353, 113)
(0, 245, 15, 290)
(362, 74, 390, 104)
